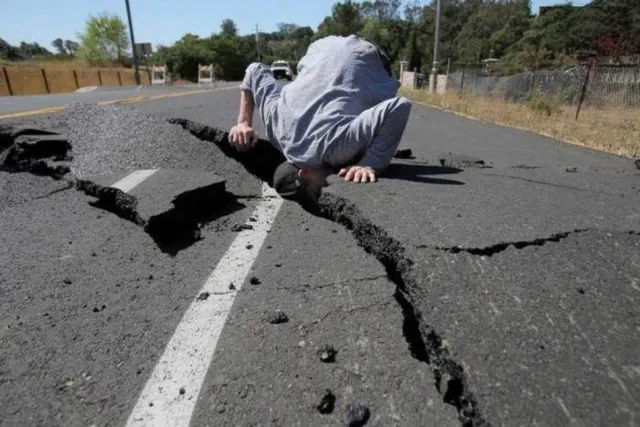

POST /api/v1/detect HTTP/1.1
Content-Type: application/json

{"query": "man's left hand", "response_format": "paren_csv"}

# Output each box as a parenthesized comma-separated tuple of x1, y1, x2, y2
(338, 166, 376, 183)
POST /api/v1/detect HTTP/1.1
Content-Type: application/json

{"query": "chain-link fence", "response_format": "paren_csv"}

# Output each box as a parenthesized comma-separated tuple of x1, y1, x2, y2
(446, 62, 640, 107)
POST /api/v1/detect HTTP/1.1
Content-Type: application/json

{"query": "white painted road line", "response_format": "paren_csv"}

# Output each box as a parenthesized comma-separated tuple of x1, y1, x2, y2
(126, 182, 283, 427)
(110, 169, 159, 193)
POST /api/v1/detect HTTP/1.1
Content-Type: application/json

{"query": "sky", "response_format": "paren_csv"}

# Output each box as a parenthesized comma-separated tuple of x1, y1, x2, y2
(2, 0, 591, 50)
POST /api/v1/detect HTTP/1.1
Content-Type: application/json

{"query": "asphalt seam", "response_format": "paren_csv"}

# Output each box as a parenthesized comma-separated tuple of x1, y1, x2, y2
(274, 274, 388, 292)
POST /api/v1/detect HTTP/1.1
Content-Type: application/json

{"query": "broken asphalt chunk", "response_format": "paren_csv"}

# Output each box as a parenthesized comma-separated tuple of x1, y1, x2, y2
(317, 389, 336, 414)
(346, 404, 370, 426)
(438, 153, 491, 169)
(265, 309, 288, 324)
(231, 223, 254, 232)
(317, 345, 337, 363)
(393, 148, 414, 159)
(78, 170, 237, 256)
(76, 180, 145, 226)
(197, 292, 210, 301)
(2, 130, 73, 179)
(565, 165, 578, 172)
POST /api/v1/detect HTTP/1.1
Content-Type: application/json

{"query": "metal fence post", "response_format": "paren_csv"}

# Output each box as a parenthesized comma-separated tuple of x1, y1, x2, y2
(73, 70, 79, 89)
(530, 56, 538, 99)
(41, 68, 50, 94)
(2, 67, 13, 96)
(575, 58, 595, 121)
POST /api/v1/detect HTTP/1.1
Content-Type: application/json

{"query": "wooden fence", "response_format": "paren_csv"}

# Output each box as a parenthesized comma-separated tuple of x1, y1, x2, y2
(0, 66, 151, 96)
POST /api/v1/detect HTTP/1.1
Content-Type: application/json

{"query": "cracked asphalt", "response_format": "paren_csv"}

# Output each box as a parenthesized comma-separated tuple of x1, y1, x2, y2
(0, 87, 638, 426)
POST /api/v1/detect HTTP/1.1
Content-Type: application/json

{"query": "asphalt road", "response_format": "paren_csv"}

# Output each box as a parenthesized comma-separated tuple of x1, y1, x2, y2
(0, 82, 240, 116)
(0, 87, 638, 427)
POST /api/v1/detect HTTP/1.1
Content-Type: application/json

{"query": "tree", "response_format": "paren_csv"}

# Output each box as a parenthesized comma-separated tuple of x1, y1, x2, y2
(77, 11, 130, 65)
(221, 19, 238, 37)
(52, 38, 66, 55)
(316, 1, 363, 38)
(0, 38, 22, 60)
(277, 23, 300, 39)
(64, 40, 80, 56)
(17, 42, 51, 58)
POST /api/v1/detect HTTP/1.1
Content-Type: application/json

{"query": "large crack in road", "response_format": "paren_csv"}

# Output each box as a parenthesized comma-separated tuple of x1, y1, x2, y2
(3, 107, 637, 426)
(171, 118, 489, 426)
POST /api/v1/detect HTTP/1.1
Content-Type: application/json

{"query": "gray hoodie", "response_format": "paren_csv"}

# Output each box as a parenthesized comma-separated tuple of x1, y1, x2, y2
(240, 35, 411, 172)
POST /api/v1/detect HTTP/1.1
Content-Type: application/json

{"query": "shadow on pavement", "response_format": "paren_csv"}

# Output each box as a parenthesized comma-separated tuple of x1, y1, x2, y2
(382, 163, 465, 185)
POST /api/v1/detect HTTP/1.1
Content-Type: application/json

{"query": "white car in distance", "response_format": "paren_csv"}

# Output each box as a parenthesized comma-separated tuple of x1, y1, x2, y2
(270, 60, 293, 81)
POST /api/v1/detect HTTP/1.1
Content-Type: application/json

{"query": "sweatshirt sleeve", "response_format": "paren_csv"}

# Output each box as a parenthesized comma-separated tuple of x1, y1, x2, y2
(325, 97, 412, 173)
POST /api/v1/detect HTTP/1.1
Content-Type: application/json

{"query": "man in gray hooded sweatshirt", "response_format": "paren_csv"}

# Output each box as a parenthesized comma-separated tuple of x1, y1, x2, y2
(229, 34, 411, 200)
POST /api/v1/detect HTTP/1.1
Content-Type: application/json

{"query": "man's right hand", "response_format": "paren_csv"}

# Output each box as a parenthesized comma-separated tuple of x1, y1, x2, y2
(229, 123, 258, 152)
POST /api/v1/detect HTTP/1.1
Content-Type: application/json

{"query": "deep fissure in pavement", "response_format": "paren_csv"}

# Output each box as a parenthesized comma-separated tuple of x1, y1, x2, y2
(1, 125, 242, 256)
(76, 179, 243, 256)
(432, 229, 590, 257)
(170, 118, 489, 427)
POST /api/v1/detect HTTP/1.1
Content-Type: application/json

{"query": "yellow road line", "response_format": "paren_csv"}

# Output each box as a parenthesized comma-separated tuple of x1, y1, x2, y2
(0, 86, 236, 120)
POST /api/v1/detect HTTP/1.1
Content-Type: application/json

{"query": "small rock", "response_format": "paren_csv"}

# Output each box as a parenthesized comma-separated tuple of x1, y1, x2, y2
(91, 252, 97, 257)
(566, 165, 578, 172)
(393, 148, 414, 159)
(249, 216, 257, 222)
(238, 384, 254, 399)
(216, 403, 226, 413)
(231, 224, 253, 232)
(249, 276, 261, 285)
(228, 282, 236, 290)
(317, 345, 337, 363)
(298, 340, 306, 348)
(266, 310, 288, 324)
(197, 291, 210, 301)
(634, 158, 640, 170)
(63, 278, 72, 285)
(246, 244, 253, 249)
(346, 404, 370, 426)
(149, 402, 154, 407)
(317, 389, 336, 414)
(577, 287, 586, 294)
(179, 387, 185, 395)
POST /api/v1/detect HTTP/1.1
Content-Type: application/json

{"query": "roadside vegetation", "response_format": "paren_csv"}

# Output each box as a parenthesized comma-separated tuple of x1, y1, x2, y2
(401, 87, 640, 158)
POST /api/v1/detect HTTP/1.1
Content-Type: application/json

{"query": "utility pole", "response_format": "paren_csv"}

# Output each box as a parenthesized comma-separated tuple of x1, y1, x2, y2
(429, 0, 442, 93)
(125, 0, 140, 85)
(255, 24, 261, 63)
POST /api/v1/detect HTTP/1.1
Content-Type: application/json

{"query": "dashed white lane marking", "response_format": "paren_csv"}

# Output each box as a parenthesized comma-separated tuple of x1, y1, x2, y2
(110, 169, 159, 192)
(126, 182, 283, 427)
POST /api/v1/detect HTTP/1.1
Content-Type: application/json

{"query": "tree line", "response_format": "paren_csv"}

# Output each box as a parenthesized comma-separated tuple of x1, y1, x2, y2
(1, 0, 638, 80)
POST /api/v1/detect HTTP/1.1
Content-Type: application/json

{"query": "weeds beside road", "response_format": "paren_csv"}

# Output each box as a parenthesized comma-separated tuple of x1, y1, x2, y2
(402, 88, 640, 159)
